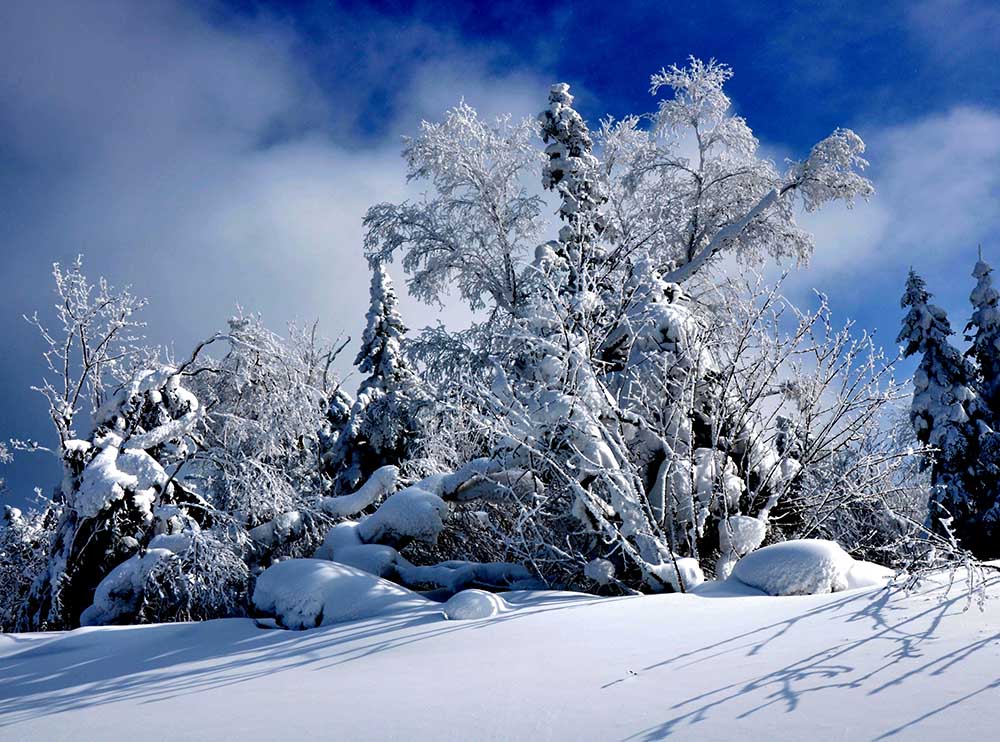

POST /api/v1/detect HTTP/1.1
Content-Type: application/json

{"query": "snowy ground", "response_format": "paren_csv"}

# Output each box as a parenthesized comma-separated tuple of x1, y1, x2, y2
(1, 573, 998, 742)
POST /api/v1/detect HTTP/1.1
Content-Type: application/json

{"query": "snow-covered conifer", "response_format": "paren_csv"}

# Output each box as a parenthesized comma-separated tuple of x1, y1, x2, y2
(538, 83, 608, 300)
(966, 252, 1000, 418)
(898, 269, 990, 552)
(328, 262, 428, 493)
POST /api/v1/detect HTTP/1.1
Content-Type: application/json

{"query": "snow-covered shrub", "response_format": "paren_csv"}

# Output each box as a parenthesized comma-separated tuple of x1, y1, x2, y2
(716, 515, 767, 579)
(13, 261, 351, 629)
(185, 313, 338, 533)
(29, 365, 206, 629)
(252, 559, 433, 629)
(0, 504, 54, 632)
(136, 531, 251, 623)
(731, 539, 892, 596)
(79, 529, 247, 627)
(312, 468, 534, 595)
(584, 558, 616, 586)
(356, 487, 449, 546)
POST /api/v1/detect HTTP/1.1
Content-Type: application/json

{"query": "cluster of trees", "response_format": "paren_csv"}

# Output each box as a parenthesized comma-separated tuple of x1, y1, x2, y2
(899, 257, 1000, 558)
(0, 58, 986, 631)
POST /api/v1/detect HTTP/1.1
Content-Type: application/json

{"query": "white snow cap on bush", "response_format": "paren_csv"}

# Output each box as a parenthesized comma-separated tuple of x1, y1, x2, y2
(79, 532, 199, 626)
(356, 487, 448, 545)
(252, 559, 433, 629)
(716, 515, 768, 579)
(584, 558, 616, 586)
(649, 557, 705, 592)
(441, 589, 510, 620)
(731, 539, 892, 596)
(320, 465, 399, 518)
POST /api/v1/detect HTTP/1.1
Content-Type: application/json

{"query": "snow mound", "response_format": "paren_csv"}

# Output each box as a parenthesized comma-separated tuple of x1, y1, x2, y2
(252, 558, 433, 629)
(441, 589, 509, 620)
(844, 558, 895, 589)
(313, 520, 363, 559)
(334, 544, 400, 578)
(731, 539, 891, 596)
(356, 487, 448, 545)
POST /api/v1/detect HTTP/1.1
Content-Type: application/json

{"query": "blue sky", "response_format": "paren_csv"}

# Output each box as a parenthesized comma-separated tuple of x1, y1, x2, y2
(1, 0, 998, 504)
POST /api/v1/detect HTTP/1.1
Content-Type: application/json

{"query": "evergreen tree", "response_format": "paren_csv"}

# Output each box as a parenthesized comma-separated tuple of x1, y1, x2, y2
(538, 82, 608, 303)
(898, 269, 993, 554)
(329, 262, 427, 493)
(964, 251, 1000, 554)
(966, 251, 1000, 418)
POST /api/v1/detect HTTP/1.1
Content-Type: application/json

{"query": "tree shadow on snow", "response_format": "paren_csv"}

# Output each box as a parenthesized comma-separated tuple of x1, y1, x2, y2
(622, 575, 1000, 741)
(0, 590, 609, 728)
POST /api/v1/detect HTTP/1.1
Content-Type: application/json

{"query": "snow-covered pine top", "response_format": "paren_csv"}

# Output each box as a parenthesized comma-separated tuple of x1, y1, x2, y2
(966, 256, 1000, 406)
(538, 83, 608, 286)
(898, 269, 955, 356)
(897, 269, 983, 452)
(355, 261, 411, 390)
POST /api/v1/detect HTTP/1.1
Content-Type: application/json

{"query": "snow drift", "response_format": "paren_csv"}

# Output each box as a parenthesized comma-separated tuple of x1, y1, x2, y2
(731, 539, 893, 596)
(252, 559, 434, 629)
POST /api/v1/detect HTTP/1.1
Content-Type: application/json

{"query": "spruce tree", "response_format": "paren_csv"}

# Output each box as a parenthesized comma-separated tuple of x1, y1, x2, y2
(898, 269, 992, 553)
(538, 83, 608, 302)
(329, 262, 426, 493)
(964, 252, 1000, 553)
(966, 251, 1000, 418)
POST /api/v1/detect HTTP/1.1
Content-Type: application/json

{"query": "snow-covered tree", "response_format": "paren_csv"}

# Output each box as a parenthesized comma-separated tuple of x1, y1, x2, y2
(27, 364, 207, 628)
(364, 103, 544, 314)
(327, 262, 428, 493)
(898, 269, 993, 554)
(966, 252, 1000, 419)
(15, 261, 353, 628)
(600, 58, 872, 285)
(538, 82, 609, 302)
(0, 503, 54, 632)
(355, 58, 877, 591)
(186, 314, 336, 528)
(7, 59, 923, 627)
(22, 257, 150, 450)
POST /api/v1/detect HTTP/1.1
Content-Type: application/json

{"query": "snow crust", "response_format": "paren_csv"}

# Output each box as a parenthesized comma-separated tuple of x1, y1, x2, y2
(731, 539, 892, 596)
(252, 559, 433, 629)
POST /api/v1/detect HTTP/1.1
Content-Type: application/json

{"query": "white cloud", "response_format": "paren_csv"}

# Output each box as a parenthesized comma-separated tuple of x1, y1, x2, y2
(906, 0, 1000, 64)
(0, 0, 552, 389)
(0, 0, 561, 502)
(776, 106, 1000, 334)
